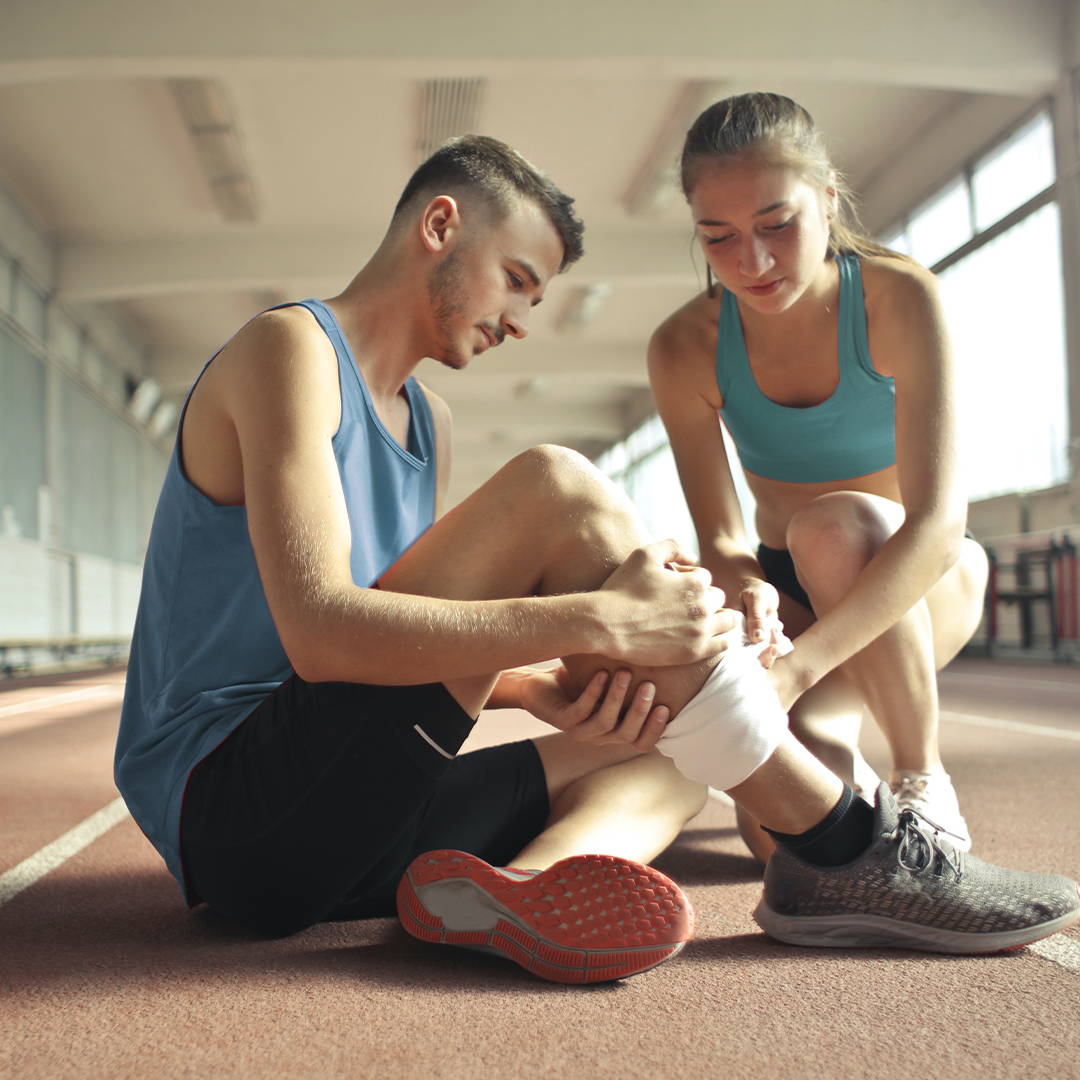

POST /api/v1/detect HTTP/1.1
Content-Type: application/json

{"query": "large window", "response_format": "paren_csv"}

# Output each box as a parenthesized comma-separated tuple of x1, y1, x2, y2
(939, 203, 1067, 497)
(596, 414, 759, 554)
(881, 107, 1066, 500)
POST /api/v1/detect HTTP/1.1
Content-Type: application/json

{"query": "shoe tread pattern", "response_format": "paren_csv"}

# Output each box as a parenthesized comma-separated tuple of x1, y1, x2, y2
(397, 849, 693, 984)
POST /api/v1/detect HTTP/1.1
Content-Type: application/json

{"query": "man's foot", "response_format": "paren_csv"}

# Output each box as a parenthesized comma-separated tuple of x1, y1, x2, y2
(397, 849, 694, 984)
(890, 769, 971, 851)
(754, 784, 1080, 953)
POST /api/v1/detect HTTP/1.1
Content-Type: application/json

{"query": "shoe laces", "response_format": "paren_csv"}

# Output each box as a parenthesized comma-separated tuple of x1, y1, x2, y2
(891, 773, 932, 805)
(887, 808, 963, 880)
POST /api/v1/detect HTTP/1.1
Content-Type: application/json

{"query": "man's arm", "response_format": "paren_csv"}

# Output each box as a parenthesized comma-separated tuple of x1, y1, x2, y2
(217, 309, 729, 687)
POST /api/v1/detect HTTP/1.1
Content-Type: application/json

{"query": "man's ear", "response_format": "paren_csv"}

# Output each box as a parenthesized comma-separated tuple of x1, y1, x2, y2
(419, 195, 460, 253)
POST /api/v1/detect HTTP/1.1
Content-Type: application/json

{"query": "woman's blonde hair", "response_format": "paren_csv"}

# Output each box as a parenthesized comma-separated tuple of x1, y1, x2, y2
(681, 92, 900, 271)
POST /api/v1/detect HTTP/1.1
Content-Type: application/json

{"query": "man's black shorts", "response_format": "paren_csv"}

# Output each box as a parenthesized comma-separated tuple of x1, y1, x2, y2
(180, 675, 550, 936)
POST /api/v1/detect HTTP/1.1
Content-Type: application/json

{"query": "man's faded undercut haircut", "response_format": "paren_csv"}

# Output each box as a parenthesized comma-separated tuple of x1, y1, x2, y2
(393, 135, 585, 271)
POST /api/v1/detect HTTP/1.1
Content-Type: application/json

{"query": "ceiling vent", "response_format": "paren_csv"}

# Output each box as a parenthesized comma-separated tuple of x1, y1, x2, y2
(169, 78, 258, 223)
(417, 78, 487, 162)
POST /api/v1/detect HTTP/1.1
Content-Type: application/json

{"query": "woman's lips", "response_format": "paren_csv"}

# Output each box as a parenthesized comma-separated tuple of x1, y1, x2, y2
(746, 278, 784, 297)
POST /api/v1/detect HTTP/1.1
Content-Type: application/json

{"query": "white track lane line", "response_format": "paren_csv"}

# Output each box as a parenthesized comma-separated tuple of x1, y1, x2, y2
(1028, 935, 1080, 973)
(0, 685, 114, 719)
(0, 797, 129, 906)
(941, 672, 1080, 694)
(941, 710, 1080, 742)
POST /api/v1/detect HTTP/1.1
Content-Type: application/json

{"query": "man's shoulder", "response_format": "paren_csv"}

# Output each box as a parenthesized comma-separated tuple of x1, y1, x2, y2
(223, 305, 334, 366)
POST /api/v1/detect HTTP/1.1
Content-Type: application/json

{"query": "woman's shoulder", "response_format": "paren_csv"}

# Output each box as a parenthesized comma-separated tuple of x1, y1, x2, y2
(857, 253, 940, 318)
(649, 288, 720, 365)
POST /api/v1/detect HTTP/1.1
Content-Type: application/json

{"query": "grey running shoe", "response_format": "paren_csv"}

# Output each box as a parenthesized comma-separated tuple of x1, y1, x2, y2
(754, 783, 1080, 953)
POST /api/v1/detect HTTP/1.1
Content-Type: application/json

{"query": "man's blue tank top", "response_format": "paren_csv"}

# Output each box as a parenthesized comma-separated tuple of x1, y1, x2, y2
(115, 299, 437, 899)
(716, 254, 896, 483)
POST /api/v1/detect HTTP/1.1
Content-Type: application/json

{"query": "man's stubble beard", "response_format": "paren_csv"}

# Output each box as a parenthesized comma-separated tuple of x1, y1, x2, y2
(427, 248, 471, 371)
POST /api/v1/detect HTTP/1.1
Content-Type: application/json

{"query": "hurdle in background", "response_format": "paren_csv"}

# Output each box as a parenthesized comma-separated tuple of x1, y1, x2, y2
(981, 529, 1078, 662)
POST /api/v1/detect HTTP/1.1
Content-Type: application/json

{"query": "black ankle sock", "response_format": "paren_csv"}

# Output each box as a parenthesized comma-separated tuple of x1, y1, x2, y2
(765, 785, 875, 868)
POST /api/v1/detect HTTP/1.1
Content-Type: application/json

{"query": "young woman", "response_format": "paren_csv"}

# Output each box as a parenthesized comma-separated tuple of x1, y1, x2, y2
(648, 92, 988, 860)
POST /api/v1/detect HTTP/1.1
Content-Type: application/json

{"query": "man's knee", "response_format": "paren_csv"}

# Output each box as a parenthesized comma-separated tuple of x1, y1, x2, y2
(506, 444, 633, 520)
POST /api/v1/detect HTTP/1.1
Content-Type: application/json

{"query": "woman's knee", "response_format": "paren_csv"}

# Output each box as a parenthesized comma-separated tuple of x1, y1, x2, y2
(786, 492, 894, 598)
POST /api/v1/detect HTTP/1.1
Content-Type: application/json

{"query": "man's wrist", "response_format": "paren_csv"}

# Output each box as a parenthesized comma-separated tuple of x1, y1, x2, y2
(558, 590, 616, 658)
(487, 669, 530, 710)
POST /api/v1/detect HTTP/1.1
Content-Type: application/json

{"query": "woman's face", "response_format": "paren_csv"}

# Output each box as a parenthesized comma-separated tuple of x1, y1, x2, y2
(687, 155, 834, 314)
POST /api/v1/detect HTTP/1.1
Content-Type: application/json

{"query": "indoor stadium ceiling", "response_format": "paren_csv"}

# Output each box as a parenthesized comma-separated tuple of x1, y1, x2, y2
(0, 0, 1064, 504)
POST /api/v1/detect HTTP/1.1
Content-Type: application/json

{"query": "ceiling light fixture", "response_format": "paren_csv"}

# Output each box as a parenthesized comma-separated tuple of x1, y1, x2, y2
(623, 80, 728, 218)
(128, 377, 162, 424)
(169, 78, 258, 223)
(556, 282, 614, 334)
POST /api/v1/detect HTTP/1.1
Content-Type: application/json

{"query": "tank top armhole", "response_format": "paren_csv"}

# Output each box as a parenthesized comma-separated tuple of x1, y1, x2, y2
(844, 255, 892, 384)
(405, 376, 436, 463)
(715, 290, 740, 404)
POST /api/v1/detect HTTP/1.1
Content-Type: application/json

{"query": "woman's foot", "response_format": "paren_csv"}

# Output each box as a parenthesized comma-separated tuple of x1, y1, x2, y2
(889, 770, 971, 851)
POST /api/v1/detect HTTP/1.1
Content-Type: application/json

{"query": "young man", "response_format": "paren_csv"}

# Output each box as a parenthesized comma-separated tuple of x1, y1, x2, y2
(116, 136, 1079, 986)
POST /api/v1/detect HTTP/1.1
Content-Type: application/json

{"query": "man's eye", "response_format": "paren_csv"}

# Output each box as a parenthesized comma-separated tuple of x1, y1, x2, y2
(508, 272, 523, 288)
(705, 235, 733, 245)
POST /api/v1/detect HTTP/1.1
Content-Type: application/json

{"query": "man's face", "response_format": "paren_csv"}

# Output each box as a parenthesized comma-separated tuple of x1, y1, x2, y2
(426, 198, 565, 370)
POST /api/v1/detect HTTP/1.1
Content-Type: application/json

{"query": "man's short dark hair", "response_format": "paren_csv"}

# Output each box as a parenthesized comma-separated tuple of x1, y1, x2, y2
(394, 135, 585, 271)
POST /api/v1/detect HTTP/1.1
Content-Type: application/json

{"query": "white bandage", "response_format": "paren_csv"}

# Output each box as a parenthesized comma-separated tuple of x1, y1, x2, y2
(656, 613, 791, 791)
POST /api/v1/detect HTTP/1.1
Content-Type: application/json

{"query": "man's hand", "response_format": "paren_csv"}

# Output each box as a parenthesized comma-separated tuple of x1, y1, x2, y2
(514, 665, 670, 752)
(597, 538, 739, 666)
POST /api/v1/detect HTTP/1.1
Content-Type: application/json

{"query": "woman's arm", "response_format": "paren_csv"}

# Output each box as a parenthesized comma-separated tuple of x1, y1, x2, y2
(648, 313, 781, 645)
(771, 262, 968, 706)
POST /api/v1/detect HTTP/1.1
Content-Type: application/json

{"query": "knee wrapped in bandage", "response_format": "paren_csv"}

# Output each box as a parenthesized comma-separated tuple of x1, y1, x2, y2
(656, 614, 791, 791)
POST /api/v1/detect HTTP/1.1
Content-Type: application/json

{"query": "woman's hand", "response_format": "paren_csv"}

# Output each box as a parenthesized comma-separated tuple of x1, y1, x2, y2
(516, 665, 670, 752)
(738, 578, 785, 667)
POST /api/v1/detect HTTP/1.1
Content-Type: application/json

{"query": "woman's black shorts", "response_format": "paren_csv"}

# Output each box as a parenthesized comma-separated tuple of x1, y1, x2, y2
(756, 543, 814, 614)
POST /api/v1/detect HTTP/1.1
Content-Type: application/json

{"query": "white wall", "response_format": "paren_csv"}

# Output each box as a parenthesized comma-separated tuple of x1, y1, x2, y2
(0, 181, 159, 657)
(0, 536, 50, 638)
(0, 179, 51, 285)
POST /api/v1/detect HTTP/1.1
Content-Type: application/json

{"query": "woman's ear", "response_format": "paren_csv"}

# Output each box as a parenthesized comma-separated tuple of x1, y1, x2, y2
(824, 174, 839, 221)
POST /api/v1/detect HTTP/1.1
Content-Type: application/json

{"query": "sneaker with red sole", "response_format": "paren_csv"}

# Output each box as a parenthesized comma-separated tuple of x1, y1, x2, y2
(396, 849, 694, 984)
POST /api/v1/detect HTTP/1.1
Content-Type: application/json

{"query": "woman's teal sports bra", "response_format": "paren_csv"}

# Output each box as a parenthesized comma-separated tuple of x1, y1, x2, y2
(716, 254, 896, 483)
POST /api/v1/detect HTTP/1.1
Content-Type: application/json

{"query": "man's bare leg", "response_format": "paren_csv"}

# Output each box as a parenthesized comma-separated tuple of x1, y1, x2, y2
(516, 739, 708, 868)
(379, 444, 840, 866)
(379, 445, 724, 866)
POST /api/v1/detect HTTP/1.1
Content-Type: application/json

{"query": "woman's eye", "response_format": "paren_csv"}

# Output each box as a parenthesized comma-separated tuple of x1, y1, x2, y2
(508, 272, 523, 288)
(764, 219, 794, 232)
(705, 234, 733, 245)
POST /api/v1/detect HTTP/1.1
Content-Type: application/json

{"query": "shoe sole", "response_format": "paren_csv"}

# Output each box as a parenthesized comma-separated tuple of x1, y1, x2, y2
(753, 898, 1080, 954)
(397, 849, 693, 984)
